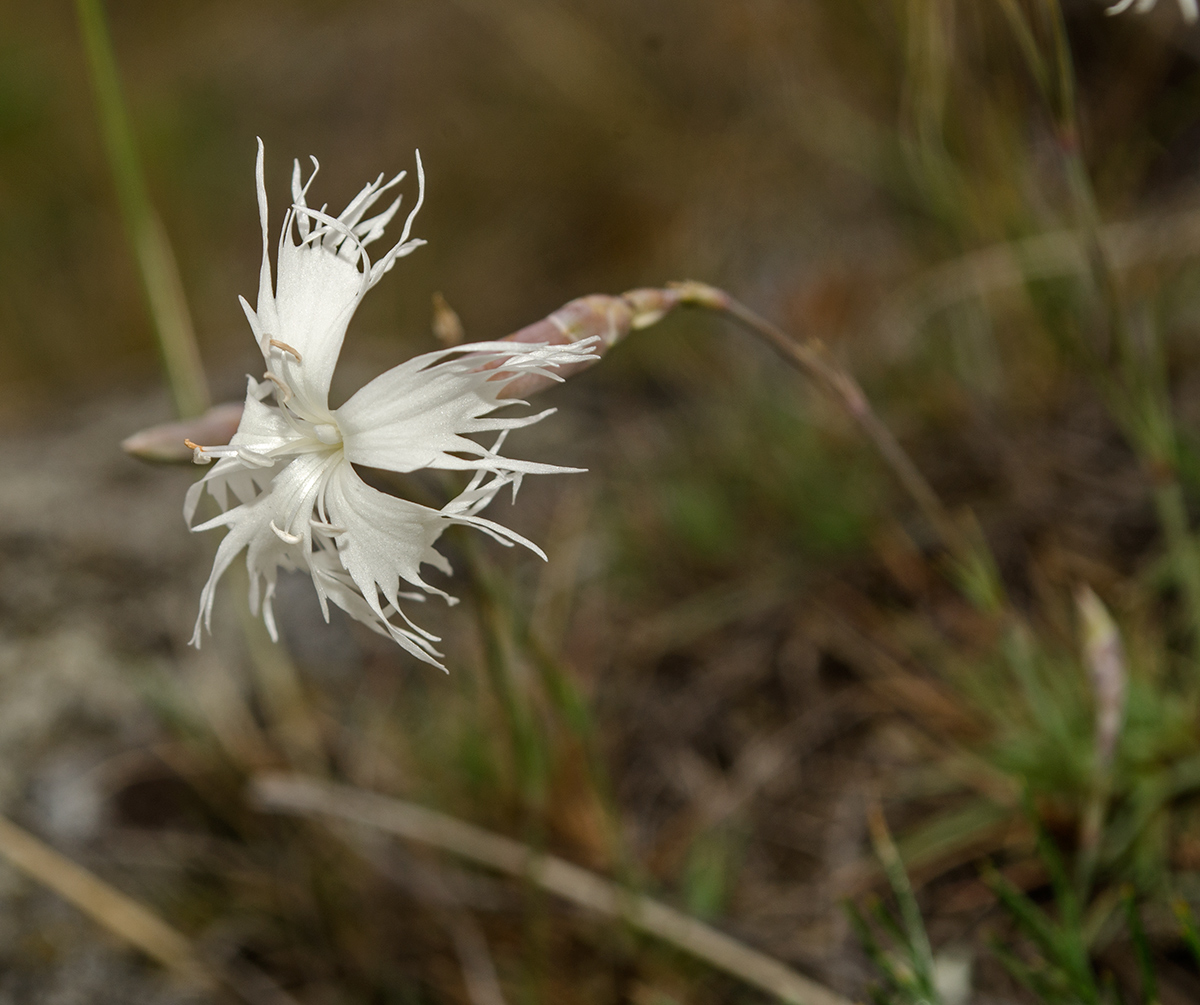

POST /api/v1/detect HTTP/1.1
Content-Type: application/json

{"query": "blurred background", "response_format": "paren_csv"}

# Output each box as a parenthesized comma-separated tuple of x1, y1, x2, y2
(7, 0, 1200, 1002)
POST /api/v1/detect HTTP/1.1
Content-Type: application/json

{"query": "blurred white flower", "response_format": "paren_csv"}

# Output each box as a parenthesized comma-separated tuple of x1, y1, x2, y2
(186, 140, 597, 668)
(1107, 0, 1198, 23)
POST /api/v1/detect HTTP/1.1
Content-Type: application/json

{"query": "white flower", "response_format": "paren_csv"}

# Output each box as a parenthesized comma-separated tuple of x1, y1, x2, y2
(186, 140, 598, 668)
(1106, 0, 1198, 23)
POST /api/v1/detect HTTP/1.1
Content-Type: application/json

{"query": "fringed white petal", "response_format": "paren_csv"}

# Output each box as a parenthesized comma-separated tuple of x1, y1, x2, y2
(1107, 0, 1199, 19)
(190, 451, 340, 646)
(336, 339, 599, 475)
(189, 143, 582, 667)
(309, 549, 447, 667)
(248, 146, 426, 419)
(184, 377, 300, 525)
(322, 461, 459, 613)
(264, 219, 365, 418)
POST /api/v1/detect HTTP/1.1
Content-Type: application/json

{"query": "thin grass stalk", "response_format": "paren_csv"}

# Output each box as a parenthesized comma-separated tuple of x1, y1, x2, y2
(473, 563, 557, 1001)
(470, 553, 599, 996)
(1154, 476, 1200, 646)
(996, 0, 1200, 655)
(1038, 0, 1200, 656)
(74, 0, 209, 418)
(344, 826, 510, 1005)
(1124, 889, 1159, 1005)
(0, 814, 216, 989)
(1041, 0, 1135, 377)
(865, 802, 938, 995)
(678, 285, 1005, 610)
(476, 556, 643, 902)
(523, 632, 629, 861)
(234, 569, 328, 774)
(994, 0, 1051, 100)
(1174, 899, 1200, 968)
(466, 542, 551, 811)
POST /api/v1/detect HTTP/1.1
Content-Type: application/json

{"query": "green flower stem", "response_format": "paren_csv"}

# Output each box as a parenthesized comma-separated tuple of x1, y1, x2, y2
(75, 0, 209, 418)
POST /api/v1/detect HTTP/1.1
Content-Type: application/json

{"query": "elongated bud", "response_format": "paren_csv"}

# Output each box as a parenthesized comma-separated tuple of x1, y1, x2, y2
(1076, 585, 1127, 771)
(622, 287, 683, 329)
(497, 294, 635, 398)
(121, 403, 244, 463)
(126, 284, 704, 452)
(666, 279, 734, 312)
(496, 286, 703, 397)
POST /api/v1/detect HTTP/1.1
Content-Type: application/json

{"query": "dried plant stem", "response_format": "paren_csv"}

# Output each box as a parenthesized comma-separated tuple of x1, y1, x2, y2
(0, 814, 215, 989)
(251, 774, 853, 1005)
(660, 283, 1001, 605)
(75, 0, 209, 418)
(722, 298, 964, 556)
(886, 204, 1200, 344)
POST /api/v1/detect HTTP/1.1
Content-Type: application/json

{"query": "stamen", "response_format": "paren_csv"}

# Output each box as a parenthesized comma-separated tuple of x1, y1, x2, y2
(262, 372, 292, 402)
(268, 338, 303, 362)
(270, 520, 303, 545)
(184, 438, 214, 465)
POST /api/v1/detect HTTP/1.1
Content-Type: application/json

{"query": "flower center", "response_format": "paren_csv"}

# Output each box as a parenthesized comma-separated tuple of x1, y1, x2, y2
(313, 422, 342, 445)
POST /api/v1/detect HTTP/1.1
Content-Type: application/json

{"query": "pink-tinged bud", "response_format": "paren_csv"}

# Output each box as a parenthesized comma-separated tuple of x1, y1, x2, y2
(1076, 585, 1127, 771)
(666, 280, 734, 312)
(497, 294, 635, 399)
(621, 287, 683, 329)
(121, 402, 244, 463)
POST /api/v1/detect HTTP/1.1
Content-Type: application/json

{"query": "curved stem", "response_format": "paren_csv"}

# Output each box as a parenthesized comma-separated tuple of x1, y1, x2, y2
(661, 282, 1003, 609)
(722, 297, 967, 560)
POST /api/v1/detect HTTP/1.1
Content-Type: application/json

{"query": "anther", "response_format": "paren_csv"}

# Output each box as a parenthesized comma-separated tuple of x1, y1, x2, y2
(262, 372, 292, 402)
(184, 438, 214, 465)
(268, 338, 303, 362)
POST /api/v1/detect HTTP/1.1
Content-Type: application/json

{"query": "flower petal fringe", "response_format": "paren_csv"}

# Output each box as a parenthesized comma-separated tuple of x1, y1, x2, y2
(186, 142, 595, 669)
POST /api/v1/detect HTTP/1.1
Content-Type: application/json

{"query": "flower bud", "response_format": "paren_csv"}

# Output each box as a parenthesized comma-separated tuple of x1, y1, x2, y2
(497, 294, 635, 398)
(122, 402, 244, 463)
(666, 279, 734, 312)
(621, 287, 682, 329)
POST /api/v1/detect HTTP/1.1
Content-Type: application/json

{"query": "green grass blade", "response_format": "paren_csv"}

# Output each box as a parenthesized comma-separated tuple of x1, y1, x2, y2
(74, 0, 209, 417)
(1122, 889, 1157, 1005)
